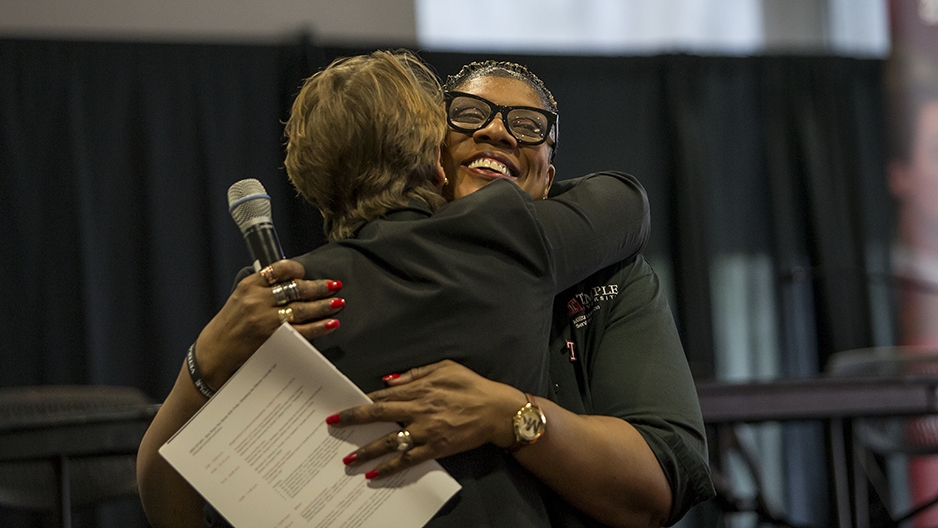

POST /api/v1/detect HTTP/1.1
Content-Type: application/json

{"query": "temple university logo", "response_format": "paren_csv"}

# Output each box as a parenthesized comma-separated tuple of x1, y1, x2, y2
(566, 297, 584, 318)
(566, 284, 619, 329)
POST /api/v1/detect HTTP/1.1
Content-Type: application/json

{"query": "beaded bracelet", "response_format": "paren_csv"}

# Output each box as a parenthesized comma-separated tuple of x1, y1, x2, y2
(186, 343, 217, 399)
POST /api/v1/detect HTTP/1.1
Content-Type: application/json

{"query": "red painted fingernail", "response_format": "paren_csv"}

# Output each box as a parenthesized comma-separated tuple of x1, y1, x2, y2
(330, 298, 345, 309)
(324, 319, 340, 330)
(327, 280, 343, 291)
(381, 373, 400, 382)
(325, 413, 340, 425)
(365, 470, 379, 480)
(342, 453, 357, 465)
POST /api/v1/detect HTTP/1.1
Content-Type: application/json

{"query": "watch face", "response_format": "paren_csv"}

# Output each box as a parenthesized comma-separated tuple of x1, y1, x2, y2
(517, 406, 545, 441)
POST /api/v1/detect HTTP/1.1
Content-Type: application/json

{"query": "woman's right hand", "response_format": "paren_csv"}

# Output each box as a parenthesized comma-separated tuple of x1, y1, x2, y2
(194, 259, 345, 391)
(326, 360, 526, 478)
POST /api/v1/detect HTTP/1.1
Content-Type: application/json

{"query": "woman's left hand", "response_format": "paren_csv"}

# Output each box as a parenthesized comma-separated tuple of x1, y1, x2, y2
(326, 360, 526, 479)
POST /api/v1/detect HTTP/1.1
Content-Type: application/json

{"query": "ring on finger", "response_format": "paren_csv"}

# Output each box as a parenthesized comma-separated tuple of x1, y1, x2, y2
(259, 266, 278, 286)
(395, 429, 414, 452)
(272, 280, 300, 306)
(278, 307, 295, 323)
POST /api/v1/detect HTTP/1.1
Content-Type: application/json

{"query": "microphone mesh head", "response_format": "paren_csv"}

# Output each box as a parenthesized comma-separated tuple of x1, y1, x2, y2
(228, 178, 272, 230)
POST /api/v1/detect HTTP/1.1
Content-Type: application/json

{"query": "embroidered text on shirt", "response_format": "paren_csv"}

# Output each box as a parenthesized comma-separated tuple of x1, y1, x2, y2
(565, 284, 619, 329)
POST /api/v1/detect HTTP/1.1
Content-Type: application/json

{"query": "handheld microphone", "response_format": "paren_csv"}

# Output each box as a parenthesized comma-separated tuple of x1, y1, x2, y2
(227, 178, 285, 270)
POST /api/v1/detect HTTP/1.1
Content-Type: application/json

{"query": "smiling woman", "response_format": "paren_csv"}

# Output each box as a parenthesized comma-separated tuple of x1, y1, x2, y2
(441, 62, 558, 201)
(440, 60, 713, 526)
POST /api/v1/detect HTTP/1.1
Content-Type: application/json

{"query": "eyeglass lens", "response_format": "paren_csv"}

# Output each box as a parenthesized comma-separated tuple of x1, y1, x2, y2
(447, 95, 551, 144)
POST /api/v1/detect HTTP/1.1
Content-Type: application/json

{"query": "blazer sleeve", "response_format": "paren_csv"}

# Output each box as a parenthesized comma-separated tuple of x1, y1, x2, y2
(535, 171, 650, 291)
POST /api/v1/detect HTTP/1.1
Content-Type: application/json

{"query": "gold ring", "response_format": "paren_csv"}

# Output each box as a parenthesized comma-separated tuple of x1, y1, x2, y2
(259, 266, 278, 285)
(277, 307, 294, 323)
(395, 430, 414, 452)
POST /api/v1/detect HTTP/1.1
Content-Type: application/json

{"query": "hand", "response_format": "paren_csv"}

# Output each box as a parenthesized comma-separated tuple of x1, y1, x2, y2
(195, 259, 344, 389)
(326, 360, 527, 479)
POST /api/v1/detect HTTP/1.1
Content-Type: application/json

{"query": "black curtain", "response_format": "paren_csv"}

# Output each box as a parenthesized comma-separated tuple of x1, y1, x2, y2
(0, 38, 891, 527)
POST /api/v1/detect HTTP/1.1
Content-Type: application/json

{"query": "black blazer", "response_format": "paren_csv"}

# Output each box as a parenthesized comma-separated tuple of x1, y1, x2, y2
(217, 171, 649, 528)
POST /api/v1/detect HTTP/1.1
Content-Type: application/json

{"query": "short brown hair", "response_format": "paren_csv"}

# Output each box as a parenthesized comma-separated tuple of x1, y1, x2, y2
(284, 50, 447, 241)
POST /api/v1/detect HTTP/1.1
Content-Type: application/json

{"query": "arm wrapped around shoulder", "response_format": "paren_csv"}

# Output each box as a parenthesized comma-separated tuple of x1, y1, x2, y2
(537, 171, 651, 291)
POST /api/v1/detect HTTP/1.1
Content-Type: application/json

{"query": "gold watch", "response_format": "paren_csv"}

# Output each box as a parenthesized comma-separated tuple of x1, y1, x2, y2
(509, 393, 546, 452)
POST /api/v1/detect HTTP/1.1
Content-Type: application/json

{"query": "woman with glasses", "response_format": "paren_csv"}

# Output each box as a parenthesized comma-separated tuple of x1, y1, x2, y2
(137, 51, 650, 528)
(331, 61, 715, 527)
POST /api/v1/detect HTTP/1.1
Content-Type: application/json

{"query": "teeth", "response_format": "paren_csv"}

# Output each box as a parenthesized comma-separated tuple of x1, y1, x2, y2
(468, 158, 510, 176)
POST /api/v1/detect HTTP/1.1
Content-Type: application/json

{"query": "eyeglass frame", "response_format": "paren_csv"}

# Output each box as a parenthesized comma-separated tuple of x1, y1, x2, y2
(444, 91, 558, 148)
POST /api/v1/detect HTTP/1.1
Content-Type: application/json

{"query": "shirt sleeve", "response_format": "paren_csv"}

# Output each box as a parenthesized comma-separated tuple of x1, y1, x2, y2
(550, 256, 716, 525)
(590, 257, 715, 524)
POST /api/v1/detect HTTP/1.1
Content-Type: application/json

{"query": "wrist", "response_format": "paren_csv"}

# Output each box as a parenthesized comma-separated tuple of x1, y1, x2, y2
(507, 392, 547, 452)
(186, 343, 216, 399)
(492, 390, 535, 449)
(193, 334, 235, 390)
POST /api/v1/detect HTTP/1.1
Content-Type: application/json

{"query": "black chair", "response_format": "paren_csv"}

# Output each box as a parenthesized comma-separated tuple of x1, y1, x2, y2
(0, 385, 160, 527)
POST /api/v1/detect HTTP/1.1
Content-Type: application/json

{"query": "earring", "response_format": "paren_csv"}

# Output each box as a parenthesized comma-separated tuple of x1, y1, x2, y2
(443, 177, 449, 186)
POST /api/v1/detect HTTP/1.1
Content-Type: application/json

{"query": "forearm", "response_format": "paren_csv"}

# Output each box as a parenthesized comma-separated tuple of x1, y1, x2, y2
(137, 362, 208, 528)
(512, 398, 672, 528)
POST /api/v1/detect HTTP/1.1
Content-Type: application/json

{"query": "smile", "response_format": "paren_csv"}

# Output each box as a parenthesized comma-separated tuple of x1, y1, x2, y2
(467, 157, 513, 178)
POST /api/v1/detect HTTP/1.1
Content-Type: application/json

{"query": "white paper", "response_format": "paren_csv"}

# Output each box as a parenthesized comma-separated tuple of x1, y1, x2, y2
(160, 323, 461, 528)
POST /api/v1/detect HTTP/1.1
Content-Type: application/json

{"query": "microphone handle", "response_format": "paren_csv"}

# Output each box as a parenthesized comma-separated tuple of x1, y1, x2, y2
(243, 222, 285, 270)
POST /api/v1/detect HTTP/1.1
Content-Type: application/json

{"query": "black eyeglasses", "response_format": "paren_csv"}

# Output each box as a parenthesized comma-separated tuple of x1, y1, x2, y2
(444, 91, 557, 146)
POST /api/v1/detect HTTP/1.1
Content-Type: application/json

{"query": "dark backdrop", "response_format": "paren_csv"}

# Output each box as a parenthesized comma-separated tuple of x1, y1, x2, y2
(0, 37, 892, 527)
